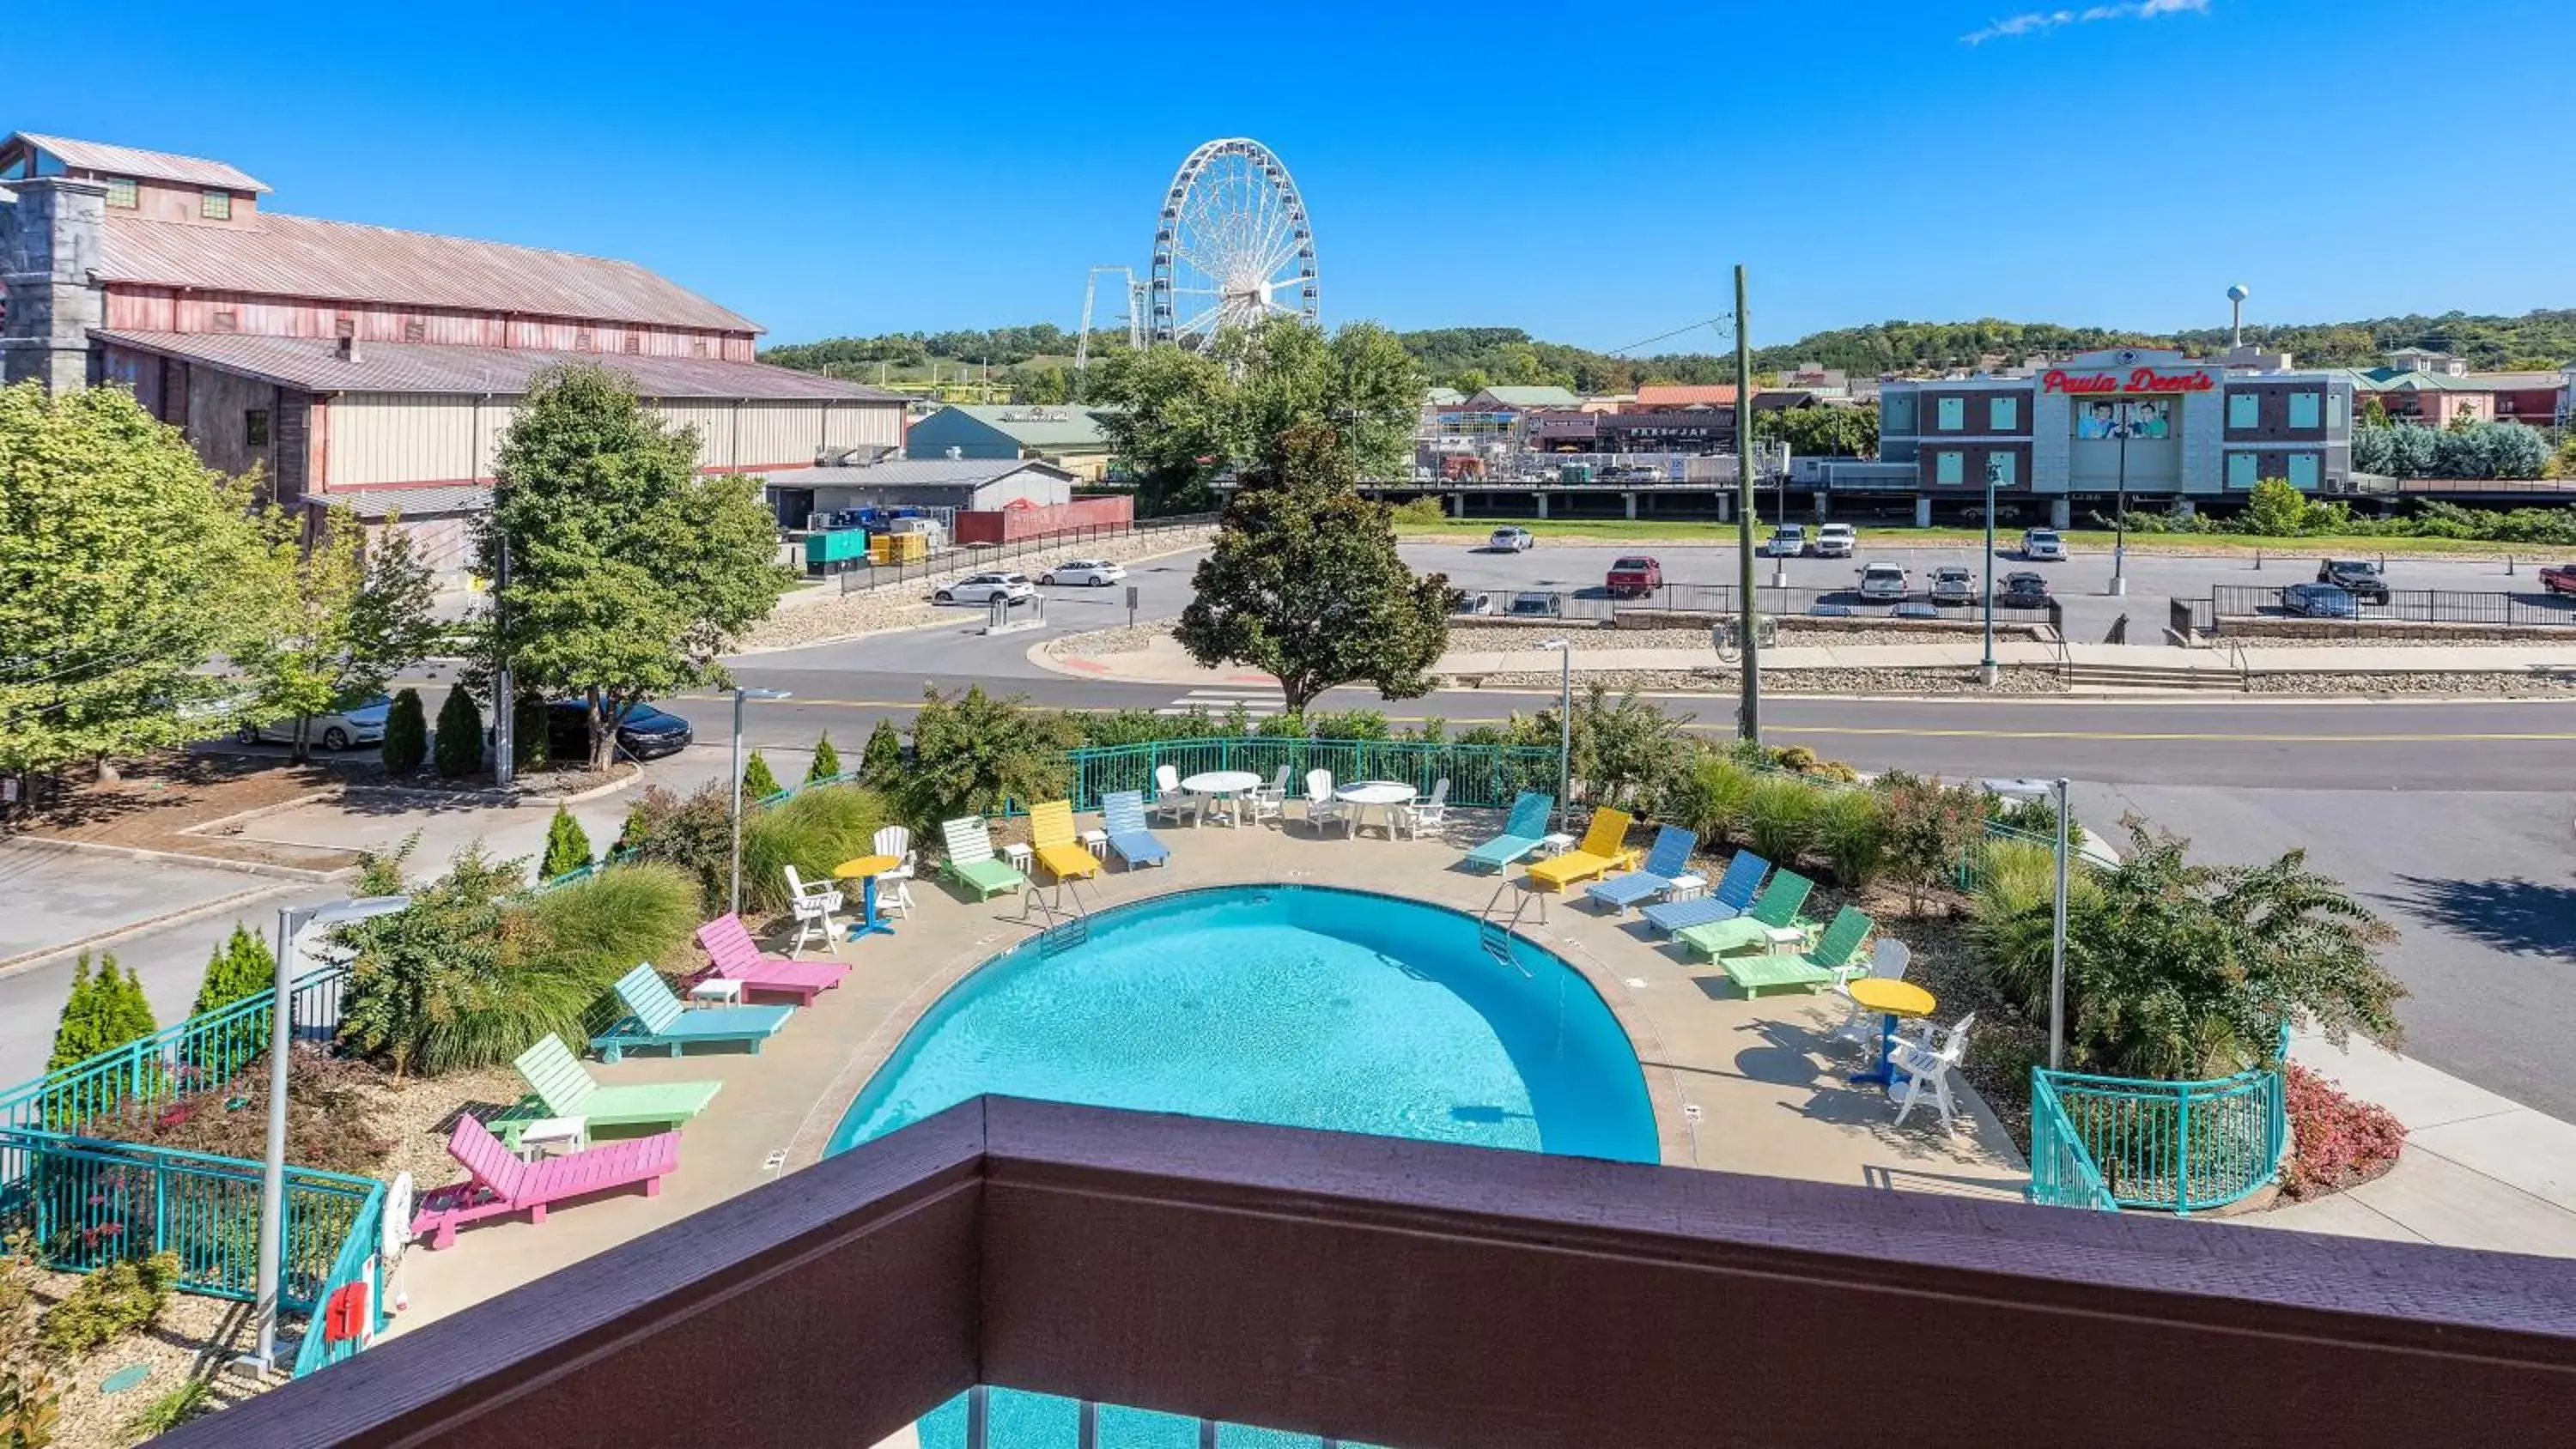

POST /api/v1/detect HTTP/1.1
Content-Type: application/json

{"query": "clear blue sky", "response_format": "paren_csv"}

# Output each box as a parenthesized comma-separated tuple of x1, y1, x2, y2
(16, 1, 2574, 351)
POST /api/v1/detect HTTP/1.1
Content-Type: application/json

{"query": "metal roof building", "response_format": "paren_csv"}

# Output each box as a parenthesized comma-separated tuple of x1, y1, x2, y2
(904, 404, 1118, 480)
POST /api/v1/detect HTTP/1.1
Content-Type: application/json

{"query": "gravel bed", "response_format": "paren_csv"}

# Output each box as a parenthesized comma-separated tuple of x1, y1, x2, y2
(2244, 670, 2576, 696)
(1044, 624, 1167, 658)
(1453, 666, 2069, 695)
(30, 1268, 270, 1447)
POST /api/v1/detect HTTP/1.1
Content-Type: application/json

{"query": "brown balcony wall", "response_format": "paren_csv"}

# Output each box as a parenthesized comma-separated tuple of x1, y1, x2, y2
(167, 1098, 2576, 1449)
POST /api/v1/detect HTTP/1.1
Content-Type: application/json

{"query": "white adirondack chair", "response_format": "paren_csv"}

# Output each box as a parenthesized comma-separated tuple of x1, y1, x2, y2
(1891, 1011, 1977, 1133)
(1150, 763, 1201, 826)
(1395, 778, 1450, 839)
(1304, 769, 1354, 837)
(871, 825, 917, 919)
(1244, 766, 1293, 825)
(783, 865, 844, 954)
(1832, 938, 1912, 1049)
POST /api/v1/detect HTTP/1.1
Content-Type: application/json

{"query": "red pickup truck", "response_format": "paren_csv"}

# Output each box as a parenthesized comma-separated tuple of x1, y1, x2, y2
(1605, 555, 1662, 599)
(2542, 563, 2576, 596)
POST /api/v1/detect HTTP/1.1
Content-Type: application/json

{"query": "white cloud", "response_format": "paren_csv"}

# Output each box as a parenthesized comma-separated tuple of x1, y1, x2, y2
(1962, 0, 2209, 44)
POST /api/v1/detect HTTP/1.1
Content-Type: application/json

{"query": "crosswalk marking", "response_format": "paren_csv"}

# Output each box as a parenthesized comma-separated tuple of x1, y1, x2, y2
(1153, 686, 1288, 718)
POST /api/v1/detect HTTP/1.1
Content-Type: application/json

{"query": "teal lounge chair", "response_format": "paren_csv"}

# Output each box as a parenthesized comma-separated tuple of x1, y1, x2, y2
(941, 815, 1030, 900)
(1464, 791, 1556, 871)
(1720, 906, 1875, 998)
(589, 963, 794, 1063)
(1674, 870, 1813, 960)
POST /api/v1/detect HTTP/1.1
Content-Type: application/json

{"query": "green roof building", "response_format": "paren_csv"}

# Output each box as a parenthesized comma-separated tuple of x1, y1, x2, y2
(905, 404, 1117, 479)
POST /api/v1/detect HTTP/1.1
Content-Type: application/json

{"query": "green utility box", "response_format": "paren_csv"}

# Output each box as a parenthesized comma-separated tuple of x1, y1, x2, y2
(805, 528, 873, 573)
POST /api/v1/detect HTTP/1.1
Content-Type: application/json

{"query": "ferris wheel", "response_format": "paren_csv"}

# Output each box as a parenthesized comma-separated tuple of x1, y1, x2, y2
(1148, 138, 1318, 348)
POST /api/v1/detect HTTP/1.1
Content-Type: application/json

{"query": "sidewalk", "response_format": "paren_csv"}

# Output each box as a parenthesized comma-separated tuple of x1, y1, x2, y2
(2247, 1028, 2576, 1258)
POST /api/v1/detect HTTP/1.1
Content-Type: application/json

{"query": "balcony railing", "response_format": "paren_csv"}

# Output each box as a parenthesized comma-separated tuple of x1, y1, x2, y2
(163, 1097, 2576, 1448)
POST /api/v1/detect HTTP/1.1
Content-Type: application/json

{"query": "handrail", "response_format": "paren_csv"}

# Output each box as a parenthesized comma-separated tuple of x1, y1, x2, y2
(2034, 1057, 2285, 1215)
(2225, 638, 2251, 691)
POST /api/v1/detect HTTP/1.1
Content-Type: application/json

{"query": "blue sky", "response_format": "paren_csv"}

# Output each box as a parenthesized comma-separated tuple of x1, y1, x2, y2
(15, 1, 2575, 351)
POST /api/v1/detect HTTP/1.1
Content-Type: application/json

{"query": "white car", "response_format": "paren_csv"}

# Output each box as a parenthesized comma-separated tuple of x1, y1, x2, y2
(1487, 526, 1535, 553)
(1041, 559, 1127, 587)
(1764, 525, 1807, 558)
(1811, 524, 1856, 559)
(2021, 528, 2066, 561)
(935, 571, 1037, 605)
(1856, 562, 1911, 602)
(234, 694, 392, 751)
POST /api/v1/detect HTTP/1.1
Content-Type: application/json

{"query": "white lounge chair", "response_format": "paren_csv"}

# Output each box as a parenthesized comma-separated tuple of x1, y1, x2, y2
(1395, 778, 1450, 839)
(782, 865, 842, 954)
(1892, 1012, 1976, 1133)
(1150, 764, 1201, 826)
(1303, 769, 1354, 837)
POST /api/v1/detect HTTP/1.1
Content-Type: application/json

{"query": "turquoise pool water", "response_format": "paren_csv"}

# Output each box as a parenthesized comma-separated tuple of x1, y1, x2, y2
(826, 883, 1659, 1446)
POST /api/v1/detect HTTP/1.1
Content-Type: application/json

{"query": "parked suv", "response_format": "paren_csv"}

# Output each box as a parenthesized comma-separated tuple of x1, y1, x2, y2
(1487, 526, 1535, 553)
(1605, 556, 1663, 599)
(1763, 525, 1807, 558)
(2316, 558, 2389, 604)
(1856, 561, 1910, 603)
(1811, 524, 1856, 559)
(2020, 528, 2066, 561)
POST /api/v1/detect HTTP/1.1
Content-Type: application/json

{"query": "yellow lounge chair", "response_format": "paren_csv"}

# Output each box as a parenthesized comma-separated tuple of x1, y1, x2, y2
(1524, 807, 1640, 891)
(1030, 800, 1103, 882)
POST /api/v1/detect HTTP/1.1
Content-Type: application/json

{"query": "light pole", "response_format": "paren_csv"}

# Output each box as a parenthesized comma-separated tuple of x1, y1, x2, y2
(2110, 402, 2134, 597)
(1540, 639, 1572, 828)
(236, 894, 410, 1379)
(1984, 776, 2072, 1070)
(729, 687, 794, 915)
(1980, 454, 2003, 686)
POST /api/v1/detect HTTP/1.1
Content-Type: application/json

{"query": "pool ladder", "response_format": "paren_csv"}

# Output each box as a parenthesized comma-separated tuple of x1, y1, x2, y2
(1028, 877, 1097, 956)
(1475, 881, 1540, 977)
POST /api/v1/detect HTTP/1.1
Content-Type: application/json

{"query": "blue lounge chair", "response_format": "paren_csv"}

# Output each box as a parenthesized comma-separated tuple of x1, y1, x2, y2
(1100, 790, 1170, 869)
(589, 963, 795, 1064)
(1464, 791, 1556, 871)
(1586, 824, 1700, 913)
(1640, 852, 1769, 936)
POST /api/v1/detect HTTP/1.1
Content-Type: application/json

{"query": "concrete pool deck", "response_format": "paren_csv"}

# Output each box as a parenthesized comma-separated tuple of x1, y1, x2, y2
(392, 812, 2027, 1340)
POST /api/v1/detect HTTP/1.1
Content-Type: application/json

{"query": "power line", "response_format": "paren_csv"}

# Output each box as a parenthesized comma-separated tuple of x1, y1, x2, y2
(1607, 314, 1736, 358)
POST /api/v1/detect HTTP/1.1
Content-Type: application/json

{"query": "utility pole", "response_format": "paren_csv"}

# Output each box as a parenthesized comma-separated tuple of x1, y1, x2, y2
(1733, 264, 1762, 744)
(492, 534, 513, 787)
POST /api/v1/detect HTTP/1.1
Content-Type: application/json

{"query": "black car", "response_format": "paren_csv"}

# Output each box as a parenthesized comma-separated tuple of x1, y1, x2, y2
(1996, 572, 2052, 609)
(2316, 559, 2389, 605)
(544, 700, 695, 761)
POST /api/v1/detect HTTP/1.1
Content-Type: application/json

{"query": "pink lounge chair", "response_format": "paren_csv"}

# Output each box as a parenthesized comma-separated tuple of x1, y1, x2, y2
(410, 1115, 680, 1251)
(695, 912, 852, 1007)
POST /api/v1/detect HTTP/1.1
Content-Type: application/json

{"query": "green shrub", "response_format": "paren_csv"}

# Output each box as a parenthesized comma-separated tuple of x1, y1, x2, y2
(1876, 771, 1987, 916)
(191, 924, 274, 1018)
(1742, 776, 1823, 866)
(539, 806, 593, 882)
(524, 863, 701, 1035)
(1, 1229, 59, 1448)
(36, 1252, 179, 1359)
(1389, 496, 1448, 525)
(861, 718, 905, 788)
(1670, 756, 1758, 846)
(46, 954, 155, 1074)
(613, 784, 735, 909)
(1814, 788, 1888, 888)
(1305, 709, 1391, 741)
(433, 685, 483, 779)
(742, 749, 781, 800)
(380, 688, 428, 774)
(807, 731, 841, 783)
(125, 1375, 217, 1439)
(740, 785, 896, 916)
(106, 1047, 392, 1175)
(899, 686, 1073, 828)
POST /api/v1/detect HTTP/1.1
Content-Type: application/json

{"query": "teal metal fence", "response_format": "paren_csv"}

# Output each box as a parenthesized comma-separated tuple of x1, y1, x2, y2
(1067, 739, 1559, 814)
(2030, 1059, 2285, 1215)
(2026, 1075, 2117, 1212)
(0, 962, 349, 1136)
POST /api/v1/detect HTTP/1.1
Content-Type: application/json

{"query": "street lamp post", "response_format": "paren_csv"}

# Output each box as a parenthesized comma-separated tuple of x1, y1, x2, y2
(729, 687, 795, 916)
(2110, 402, 2133, 597)
(1980, 455, 2002, 687)
(1984, 776, 2073, 1070)
(236, 894, 410, 1378)
(1540, 640, 1572, 829)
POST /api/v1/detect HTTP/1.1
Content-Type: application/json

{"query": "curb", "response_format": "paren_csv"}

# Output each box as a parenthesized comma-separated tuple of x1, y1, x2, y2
(0, 833, 355, 883)
(0, 877, 303, 979)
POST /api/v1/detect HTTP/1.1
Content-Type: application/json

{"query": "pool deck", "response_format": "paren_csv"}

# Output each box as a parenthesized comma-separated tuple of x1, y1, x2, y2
(392, 809, 2027, 1342)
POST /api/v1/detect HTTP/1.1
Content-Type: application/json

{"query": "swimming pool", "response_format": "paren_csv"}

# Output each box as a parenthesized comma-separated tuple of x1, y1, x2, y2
(827, 883, 1659, 1447)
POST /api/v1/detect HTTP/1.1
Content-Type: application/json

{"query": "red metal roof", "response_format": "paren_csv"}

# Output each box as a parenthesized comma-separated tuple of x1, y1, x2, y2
(1633, 384, 1739, 408)
(11, 132, 269, 192)
(94, 330, 905, 402)
(98, 211, 760, 334)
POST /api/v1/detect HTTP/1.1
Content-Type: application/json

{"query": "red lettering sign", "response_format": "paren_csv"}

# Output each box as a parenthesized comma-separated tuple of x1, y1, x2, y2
(2043, 367, 2215, 395)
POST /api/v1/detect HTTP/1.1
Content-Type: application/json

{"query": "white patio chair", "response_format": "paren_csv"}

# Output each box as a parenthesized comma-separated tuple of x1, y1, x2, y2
(1244, 765, 1292, 825)
(1304, 769, 1355, 837)
(783, 864, 844, 954)
(1150, 763, 1201, 826)
(868, 826, 920, 919)
(1832, 938, 1912, 1050)
(1891, 1012, 1977, 1134)
(1395, 778, 1450, 839)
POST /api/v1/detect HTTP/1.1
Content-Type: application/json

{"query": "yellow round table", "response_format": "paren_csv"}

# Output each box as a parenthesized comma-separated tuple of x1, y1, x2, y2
(1844, 979, 1935, 1088)
(833, 854, 902, 941)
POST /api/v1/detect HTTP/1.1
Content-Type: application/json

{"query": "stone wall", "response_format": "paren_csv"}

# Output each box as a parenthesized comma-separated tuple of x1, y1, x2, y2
(0, 177, 106, 391)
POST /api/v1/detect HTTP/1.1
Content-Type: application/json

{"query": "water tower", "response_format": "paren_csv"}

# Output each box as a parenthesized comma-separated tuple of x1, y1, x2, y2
(2227, 283, 2251, 349)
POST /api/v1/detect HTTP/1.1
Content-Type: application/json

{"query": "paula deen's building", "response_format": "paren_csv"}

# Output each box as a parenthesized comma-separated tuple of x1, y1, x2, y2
(1875, 348, 2355, 527)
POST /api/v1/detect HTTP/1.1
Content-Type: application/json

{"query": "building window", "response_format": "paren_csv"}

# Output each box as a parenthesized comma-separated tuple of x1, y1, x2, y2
(402, 319, 427, 343)
(104, 176, 138, 209)
(200, 190, 232, 221)
(2328, 391, 2346, 428)
(1936, 397, 1964, 432)
(2227, 452, 2257, 488)
(210, 310, 239, 333)
(244, 409, 270, 447)
(334, 316, 356, 339)
(1985, 451, 2017, 487)
(2288, 391, 2321, 429)
(2287, 452, 2320, 490)
(2228, 392, 2260, 429)
(1989, 397, 2017, 431)
(1935, 450, 1964, 486)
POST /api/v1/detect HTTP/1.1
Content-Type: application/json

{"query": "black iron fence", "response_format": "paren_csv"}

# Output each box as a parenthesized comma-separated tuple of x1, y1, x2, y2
(1461, 580, 2057, 627)
(2212, 584, 2576, 627)
(829, 513, 1218, 595)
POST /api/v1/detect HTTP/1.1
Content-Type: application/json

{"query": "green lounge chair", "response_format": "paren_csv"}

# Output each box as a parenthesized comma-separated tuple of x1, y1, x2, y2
(1720, 906, 1875, 998)
(941, 815, 1030, 900)
(589, 963, 794, 1063)
(1464, 791, 1556, 871)
(502, 1034, 720, 1148)
(1674, 870, 1814, 960)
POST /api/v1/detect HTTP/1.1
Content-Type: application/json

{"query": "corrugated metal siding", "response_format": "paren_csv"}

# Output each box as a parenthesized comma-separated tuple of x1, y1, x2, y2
(104, 286, 750, 359)
(329, 395, 486, 487)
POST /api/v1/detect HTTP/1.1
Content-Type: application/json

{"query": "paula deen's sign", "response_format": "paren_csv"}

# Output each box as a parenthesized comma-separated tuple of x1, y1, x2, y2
(2042, 367, 2216, 395)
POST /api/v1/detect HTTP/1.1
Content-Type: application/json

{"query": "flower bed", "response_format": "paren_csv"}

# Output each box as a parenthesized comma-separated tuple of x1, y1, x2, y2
(2277, 1063, 2406, 1201)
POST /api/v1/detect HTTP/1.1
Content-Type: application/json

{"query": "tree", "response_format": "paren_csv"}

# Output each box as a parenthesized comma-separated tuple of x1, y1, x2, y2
(381, 688, 428, 774)
(1089, 318, 1424, 515)
(0, 382, 271, 782)
(806, 731, 841, 782)
(2360, 395, 2391, 427)
(235, 506, 440, 762)
(46, 955, 99, 1072)
(742, 749, 781, 799)
(2239, 479, 2318, 537)
(899, 686, 1074, 828)
(511, 691, 552, 772)
(860, 718, 903, 789)
(1176, 423, 1451, 714)
(191, 924, 275, 1017)
(540, 806, 592, 880)
(1753, 403, 1879, 460)
(434, 684, 483, 779)
(1876, 773, 1987, 916)
(48, 953, 155, 1072)
(477, 364, 793, 769)
(1015, 366, 1070, 405)
(2549, 436, 2576, 481)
